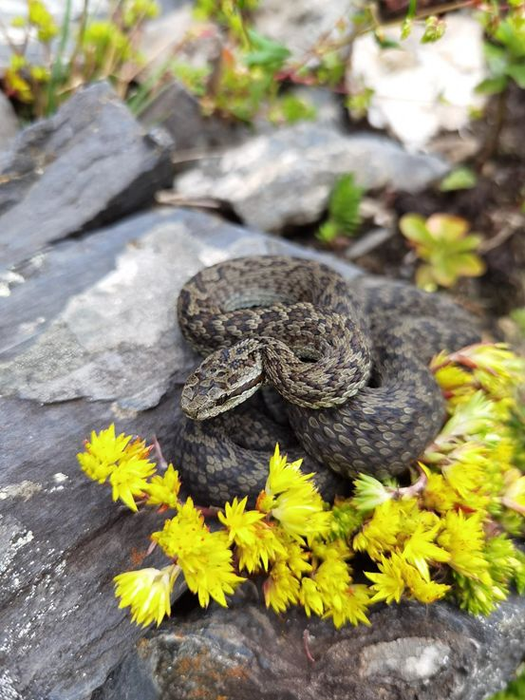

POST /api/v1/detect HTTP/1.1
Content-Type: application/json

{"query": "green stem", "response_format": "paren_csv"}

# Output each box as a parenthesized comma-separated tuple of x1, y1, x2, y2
(46, 0, 73, 115)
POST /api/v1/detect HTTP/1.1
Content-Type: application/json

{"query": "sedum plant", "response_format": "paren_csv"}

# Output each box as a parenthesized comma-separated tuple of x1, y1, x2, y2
(477, 11, 525, 97)
(399, 213, 486, 292)
(316, 174, 364, 245)
(3, 0, 159, 119)
(78, 342, 525, 628)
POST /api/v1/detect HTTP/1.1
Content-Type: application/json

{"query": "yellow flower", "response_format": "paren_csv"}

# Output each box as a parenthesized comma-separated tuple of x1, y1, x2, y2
(441, 445, 488, 500)
(282, 539, 312, 577)
(181, 530, 245, 608)
(265, 444, 306, 497)
(437, 511, 491, 583)
(432, 355, 474, 396)
(109, 454, 156, 512)
(152, 499, 244, 607)
(144, 464, 181, 510)
(77, 425, 155, 510)
(353, 499, 404, 559)
(264, 561, 300, 613)
(401, 523, 450, 581)
(421, 471, 458, 514)
(114, 565, 179, 627)
(28, 0, 58, 42)
(217, 496, 265, 547)
(77, 424, 132, 483)
(312, 546, 368, 627)
(325, 585, 371, 628)
(402, 562, 451, 604)
(152, 497, 206, 558)
(300, 577, 324, 617)
(260, 445, 332, 542)
(236, 522, 287, 573)
(270, 484, 332, 542)
(366, 553, 406, 604)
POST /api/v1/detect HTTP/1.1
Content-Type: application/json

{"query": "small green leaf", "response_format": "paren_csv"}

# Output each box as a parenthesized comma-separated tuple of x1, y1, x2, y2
(374, 35, 401, 50)
(269, 95, 316, 125)
(400, 18, 413, 41)
(495, 18, 525, 60)
(452, 253, 486, 277)
(506, 62, 525, 88)
(483, 42, 508, 76)
(315, 220, 339, 244)
(328, 174, 363, 237)
(426, 214, 469, 242)
(421, 16, 446, 44)
(475, 76, 509, 95)
(244, 29, 291, 72)
(439, 167, 478, 192)
(399, 214, 434, 246)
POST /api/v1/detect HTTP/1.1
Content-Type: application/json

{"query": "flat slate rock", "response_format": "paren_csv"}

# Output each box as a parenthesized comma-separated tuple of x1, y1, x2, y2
(0, 207, 360, 700)
(0, 82, 174, 271)
(174, 123, 449, 232)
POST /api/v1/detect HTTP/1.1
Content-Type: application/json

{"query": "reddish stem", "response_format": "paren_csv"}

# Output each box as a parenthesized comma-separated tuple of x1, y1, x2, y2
(303, 629, 316, 664)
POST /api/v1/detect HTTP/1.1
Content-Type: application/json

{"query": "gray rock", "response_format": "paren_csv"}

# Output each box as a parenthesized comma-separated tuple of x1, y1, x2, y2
(0, 208, 359, 410)
(255, 0, 355, 58)
(0, 92, 18, 152)
(92, 588, 525, 700)
(0, 207, 360, 700)
(174, 123, 449, 232)
(0, 82, 174, 271)
(139, 81, 247, 151)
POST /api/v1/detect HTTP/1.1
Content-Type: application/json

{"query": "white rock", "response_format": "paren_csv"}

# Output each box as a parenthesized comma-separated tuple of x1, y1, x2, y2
(348, 14, 487, 150)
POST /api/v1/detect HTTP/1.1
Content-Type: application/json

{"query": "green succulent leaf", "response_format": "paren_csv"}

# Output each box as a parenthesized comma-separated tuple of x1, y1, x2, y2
(401, 213, 485, 290)
(315, 220, 339, 244)
(328, 174, 364, 237)
(483, 42, 509, 76)
(244, 29, 291, 72)
(399, 214, 433, 246)
(475, 75, 509, 95)
(506, 62, 525, 89)
(426, 214, 470, 242)
(439, 167, 478, 192)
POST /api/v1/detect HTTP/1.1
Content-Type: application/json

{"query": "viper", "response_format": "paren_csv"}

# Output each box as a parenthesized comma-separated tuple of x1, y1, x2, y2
(175, 256, 480, 505)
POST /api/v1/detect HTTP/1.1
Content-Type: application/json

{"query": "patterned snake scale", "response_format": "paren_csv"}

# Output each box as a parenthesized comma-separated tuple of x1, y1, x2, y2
(175, 256, 480, 506)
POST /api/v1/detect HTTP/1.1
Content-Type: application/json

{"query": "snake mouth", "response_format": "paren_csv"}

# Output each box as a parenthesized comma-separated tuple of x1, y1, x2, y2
(216, 373, 264, 407)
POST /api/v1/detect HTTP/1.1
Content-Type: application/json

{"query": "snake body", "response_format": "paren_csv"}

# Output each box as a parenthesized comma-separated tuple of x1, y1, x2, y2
(175, 256, 480, 505)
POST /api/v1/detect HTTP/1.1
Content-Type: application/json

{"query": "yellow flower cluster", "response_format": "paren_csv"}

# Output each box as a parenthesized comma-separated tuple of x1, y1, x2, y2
(153, 499, 245, 608)
(78, 342, 524, 629)
(345, 342, 525, 615)
(77, 424, 156, 512)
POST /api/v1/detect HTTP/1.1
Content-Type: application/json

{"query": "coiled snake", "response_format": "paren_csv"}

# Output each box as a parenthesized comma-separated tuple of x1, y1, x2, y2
(175, 256, 480, 505)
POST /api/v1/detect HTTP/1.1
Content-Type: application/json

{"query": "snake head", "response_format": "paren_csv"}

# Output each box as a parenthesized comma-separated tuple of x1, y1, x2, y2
(181, 339, 264, 420)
